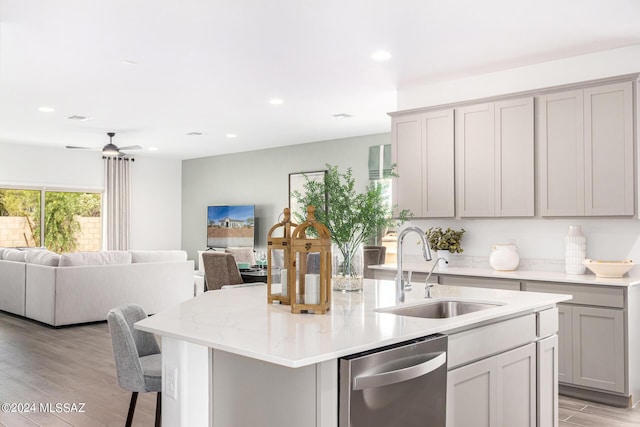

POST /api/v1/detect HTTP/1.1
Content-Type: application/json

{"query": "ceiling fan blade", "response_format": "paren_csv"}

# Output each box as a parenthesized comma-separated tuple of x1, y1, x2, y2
(66, 145, 101, 150)
(118, 145, 143, 151)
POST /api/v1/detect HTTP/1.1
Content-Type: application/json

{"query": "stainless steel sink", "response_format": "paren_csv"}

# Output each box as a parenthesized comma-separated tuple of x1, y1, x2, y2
(377, 300, 501, 319)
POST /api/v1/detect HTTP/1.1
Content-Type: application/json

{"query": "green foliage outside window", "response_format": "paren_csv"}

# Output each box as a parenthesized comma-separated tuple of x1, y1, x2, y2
(0, 189, 101, 253)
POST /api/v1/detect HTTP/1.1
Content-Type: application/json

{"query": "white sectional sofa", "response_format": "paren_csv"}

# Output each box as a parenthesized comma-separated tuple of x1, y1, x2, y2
(0, 248, 194, 326)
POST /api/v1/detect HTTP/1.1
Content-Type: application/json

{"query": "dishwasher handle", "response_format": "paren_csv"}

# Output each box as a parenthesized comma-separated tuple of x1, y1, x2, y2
(352, 351, 446, 391)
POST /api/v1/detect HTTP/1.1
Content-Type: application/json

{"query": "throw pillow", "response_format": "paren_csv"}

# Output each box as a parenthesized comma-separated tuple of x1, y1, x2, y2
(25, 250, 61, 266)
(3, 248, 26, 262)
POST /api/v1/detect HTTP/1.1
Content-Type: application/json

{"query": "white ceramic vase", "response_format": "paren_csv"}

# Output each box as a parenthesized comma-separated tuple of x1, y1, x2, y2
(436, 250, 450, 269)
(565, 225, 586, 275)
(489, 244, 519, 271)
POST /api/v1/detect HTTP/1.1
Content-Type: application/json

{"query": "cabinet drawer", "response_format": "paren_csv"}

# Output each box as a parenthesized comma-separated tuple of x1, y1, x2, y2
(523, 281, 623, 308)
(448, 314, 536, 369)
(440, 275, 521, 291)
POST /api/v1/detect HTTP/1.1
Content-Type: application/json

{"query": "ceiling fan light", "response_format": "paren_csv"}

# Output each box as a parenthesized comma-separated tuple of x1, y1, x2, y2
(102, 143, 120, 156)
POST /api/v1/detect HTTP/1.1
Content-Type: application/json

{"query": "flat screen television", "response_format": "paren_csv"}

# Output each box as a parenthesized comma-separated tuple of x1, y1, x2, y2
(207, 205, 255, 248)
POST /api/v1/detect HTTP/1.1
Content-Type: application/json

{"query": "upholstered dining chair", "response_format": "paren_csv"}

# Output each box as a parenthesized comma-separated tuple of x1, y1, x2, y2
(107, 304, 161, 427)
(224, 246, 256, 265)
(202, 251, 244, 291)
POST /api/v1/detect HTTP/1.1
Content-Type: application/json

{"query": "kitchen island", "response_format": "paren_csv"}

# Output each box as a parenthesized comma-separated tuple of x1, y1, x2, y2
(136, 279, 570, 427)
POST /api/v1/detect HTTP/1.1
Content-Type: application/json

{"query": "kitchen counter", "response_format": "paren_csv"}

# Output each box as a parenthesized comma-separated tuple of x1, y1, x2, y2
(370, 263, 640, 287)
(136, 279, 570, 368)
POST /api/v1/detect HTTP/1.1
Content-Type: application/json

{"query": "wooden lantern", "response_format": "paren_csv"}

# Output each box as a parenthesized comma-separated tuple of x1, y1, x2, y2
(267, 208, 297, 305)
(290, 205, 332, 314)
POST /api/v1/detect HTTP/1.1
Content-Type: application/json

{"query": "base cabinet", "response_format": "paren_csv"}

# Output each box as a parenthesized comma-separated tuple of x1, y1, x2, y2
(571, 305, 625, 393)
(447, 343, 537, 427)
(553, 303, 625, 393)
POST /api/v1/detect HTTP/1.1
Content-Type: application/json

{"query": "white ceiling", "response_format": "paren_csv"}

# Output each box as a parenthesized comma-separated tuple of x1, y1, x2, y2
(1, 0, 639, 160)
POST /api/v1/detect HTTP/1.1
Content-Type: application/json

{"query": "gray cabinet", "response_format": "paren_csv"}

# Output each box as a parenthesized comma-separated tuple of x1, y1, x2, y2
(391, 109, 455, 218)
(456, 97, 534, 217)
(447, 343, 536, 427)
(439, 275, 521, 291)
(538, 81, 633, 216)
(537, 335, 559, 427)
(523, 281, 627, 397)
(557, 305, 573, 384)
(572, 305, 625, 393)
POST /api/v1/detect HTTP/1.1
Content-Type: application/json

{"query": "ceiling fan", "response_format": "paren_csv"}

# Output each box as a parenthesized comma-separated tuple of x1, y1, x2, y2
(66, 132, 142, 156)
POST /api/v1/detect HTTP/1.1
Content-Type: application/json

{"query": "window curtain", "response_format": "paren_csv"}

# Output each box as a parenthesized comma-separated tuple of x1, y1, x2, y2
(368, 144, 392, 180)
(104, 157, 132, 250)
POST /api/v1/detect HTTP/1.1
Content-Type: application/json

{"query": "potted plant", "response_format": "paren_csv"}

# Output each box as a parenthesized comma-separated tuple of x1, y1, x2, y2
(293, 164, 411, 291)
(425, 227, 465, 268)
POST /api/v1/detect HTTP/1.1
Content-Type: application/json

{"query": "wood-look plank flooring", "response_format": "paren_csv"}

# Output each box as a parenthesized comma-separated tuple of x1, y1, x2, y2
(0, 312, 156, 426)
(0, 310, 640, 426)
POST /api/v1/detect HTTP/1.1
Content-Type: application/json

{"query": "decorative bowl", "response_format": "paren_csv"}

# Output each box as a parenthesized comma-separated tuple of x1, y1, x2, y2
(583, 259, 634, 278)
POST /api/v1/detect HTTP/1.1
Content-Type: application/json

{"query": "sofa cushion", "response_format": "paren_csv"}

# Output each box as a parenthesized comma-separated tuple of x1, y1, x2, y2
(130, 250, 188, 263)
(59, 251, 132, 267)
(0, 248, 5, 259)
(25, 250, 61, 266)
(3, 248, 26, 262)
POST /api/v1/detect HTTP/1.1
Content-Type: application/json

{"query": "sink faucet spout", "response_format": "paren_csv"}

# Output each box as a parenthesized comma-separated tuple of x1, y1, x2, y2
(396, 227, 432, 303)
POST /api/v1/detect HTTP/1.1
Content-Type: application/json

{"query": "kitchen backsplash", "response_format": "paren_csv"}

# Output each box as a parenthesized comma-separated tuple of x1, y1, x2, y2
(395, 217, 640, 277)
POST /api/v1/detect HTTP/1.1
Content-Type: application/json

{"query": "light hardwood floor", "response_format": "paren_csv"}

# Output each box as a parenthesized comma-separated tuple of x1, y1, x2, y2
(0, 311, 639, 426)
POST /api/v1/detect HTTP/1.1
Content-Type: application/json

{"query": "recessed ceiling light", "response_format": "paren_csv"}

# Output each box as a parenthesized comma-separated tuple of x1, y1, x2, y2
(38, 106, 55, 113)
(186, 131, 205, 136)
(225, 133, 237, 139)
(148, 147, 158, 151)
(66, 115, 93, 121)
(371, 50, 392, 61)
(333, 113, 352, 119)
(269, 98, 284, 105)
(121, 60, 138, 65)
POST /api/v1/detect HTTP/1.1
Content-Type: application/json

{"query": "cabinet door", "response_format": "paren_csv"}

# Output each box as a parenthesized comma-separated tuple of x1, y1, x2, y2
(448, 344, 536, 427)
(538, 90, 584, 216)
(496, 343, 536, 427)
(494, 98, 534, 216)
(557, 304, 573, 384)
(584, 81, 634, 216)
(392, 114, 423, 216)
(422, 109, 455, 217)
(572, 306, 625, 393)
(447, 356, 496, 427)
(457, 103, 495, 217)
(537, 335, 559, 427)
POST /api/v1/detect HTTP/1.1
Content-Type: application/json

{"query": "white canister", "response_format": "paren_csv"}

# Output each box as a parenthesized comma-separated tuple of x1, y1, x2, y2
(565, 225, 586, 275)
(489, 244, 520, 271)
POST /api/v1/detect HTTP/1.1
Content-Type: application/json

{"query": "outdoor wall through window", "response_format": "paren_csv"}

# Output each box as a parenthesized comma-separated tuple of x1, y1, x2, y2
(0, 187, 102, 252)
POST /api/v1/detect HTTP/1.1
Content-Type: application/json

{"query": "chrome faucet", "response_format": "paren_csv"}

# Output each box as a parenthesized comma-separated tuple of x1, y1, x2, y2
(396, 227, 432, 303)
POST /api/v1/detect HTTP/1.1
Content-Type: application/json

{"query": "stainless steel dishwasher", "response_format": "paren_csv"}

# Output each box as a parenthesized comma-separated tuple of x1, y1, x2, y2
(339, 334, 447, 427)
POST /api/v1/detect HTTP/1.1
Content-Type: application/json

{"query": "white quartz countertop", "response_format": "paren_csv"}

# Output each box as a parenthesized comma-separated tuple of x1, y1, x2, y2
(370, 263, 640, 287)
(136, 279, 570, 368)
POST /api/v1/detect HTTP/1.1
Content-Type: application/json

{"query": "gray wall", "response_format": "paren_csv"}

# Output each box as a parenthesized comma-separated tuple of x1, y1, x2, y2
(181, 133, 389, 264)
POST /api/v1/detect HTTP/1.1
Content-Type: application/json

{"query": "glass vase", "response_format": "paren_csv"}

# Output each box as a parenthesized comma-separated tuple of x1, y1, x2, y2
(332, 242, 364, 292)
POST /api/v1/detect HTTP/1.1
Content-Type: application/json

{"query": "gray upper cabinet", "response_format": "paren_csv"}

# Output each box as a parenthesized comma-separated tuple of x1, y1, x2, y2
(538, 81, 633, 216)
(456, 97, 534, 217)
(392, 109, 455, 218)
